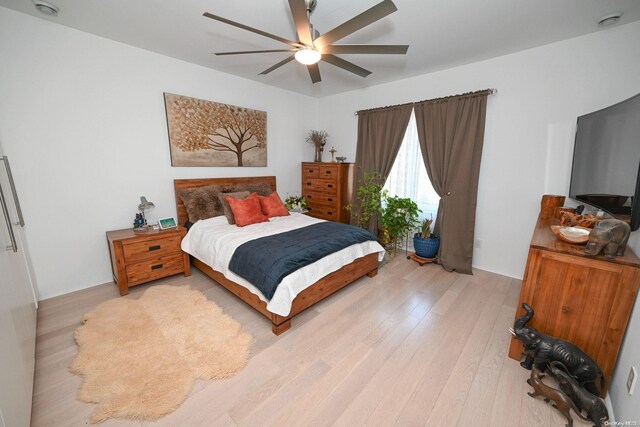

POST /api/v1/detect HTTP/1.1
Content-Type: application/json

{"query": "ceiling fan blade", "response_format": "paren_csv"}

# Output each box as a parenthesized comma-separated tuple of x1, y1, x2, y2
(215, 49, 297, 56)
(203, 12, 302, 48)
(322, 45, 409, 55)
(288, 0, 313, 46)
(259, 55, 295, 75)
(322, 54, 371, 78)
(313, 0, 397, 49)
(307, 63, 322, 84)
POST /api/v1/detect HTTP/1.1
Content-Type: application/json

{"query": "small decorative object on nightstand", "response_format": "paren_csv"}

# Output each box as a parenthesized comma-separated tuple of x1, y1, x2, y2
(134, 196, 155, 232)
(106, 226, 191, 295)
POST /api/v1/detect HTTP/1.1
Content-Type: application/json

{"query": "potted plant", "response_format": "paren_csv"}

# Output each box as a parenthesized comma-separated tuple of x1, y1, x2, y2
(380, 195, 421, 256)
(413, 216, 440, 259)
(284, 195, 308, 212)
(345, 172, 387, 231)
(306, 130, 328, 162)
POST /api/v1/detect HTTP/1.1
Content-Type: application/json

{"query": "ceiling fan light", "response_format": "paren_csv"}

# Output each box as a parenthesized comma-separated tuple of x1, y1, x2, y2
(32, 0, 59, 16)
(295, 48, 321, 65)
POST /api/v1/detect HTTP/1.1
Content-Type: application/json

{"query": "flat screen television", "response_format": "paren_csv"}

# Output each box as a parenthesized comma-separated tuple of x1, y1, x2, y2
(569, 93, 640, 231)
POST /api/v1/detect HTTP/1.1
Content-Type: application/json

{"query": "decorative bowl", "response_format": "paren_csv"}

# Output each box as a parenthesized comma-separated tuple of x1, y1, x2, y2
(550, 225, 591, 244)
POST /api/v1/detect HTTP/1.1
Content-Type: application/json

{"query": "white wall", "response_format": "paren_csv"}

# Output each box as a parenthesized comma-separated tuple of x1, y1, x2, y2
(0, 7, 318, 299)
(318, 20, 640, 421)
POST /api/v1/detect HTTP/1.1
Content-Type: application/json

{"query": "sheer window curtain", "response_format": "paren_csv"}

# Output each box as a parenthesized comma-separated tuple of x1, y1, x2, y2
(384, 112, 440, 227)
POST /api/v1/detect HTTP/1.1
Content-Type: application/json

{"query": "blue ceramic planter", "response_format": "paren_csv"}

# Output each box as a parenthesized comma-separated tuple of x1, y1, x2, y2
(413, 234, 440, 259)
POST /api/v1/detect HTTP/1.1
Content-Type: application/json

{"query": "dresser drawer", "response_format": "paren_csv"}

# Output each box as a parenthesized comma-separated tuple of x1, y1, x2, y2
(122, 235, 182, 262)
(302, 164, 320, 178)
(303, 179, 338, 194)
(319, 164, 339, 180)
(126, 254, 185, 285)
(308, 204, 339, 222)
(304, 191, 338, 206)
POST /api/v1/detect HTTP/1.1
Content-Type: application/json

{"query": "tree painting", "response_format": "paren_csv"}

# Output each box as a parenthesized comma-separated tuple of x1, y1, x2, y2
(164, 93, 267, 167)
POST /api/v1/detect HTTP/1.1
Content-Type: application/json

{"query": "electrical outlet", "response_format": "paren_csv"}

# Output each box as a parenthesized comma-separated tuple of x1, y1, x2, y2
(474, 239, 482, 249)
(627, 366, 637, 395)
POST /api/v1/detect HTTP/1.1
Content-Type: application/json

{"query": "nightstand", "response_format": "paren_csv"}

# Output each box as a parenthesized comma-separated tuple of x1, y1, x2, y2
(106, 227, 191, 295)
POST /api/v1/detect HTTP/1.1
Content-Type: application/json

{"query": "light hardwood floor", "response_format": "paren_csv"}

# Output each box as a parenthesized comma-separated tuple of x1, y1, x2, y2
(31, 256, 591, 427)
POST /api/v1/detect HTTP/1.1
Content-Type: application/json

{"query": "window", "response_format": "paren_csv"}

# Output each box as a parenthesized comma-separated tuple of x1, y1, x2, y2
(384, 112, 440, 225)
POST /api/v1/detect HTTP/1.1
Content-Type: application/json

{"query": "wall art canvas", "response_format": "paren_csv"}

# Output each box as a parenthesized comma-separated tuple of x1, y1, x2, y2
(164, 93, 267, 167)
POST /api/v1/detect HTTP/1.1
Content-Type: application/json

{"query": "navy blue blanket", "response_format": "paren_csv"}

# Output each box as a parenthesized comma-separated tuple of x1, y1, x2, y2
(228, 222, 377, 300)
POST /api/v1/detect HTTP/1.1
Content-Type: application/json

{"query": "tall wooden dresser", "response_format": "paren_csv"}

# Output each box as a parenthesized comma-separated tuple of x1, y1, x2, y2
(302, 162, 354, 223)
(508, 211, 640, 395)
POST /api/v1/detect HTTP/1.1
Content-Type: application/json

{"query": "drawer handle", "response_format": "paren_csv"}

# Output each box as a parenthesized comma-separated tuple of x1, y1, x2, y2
(327, 198, 333, 202)
(307, 195, 313, 199)
(151, 264, 163, 270)
(325, 171, 331, 174)
(306, 182, 312, 186)
(307, 169, 314, 173)
(327, 184, 334, 188)
(327, 211, 333, 215)
(149, 245, 161, 251)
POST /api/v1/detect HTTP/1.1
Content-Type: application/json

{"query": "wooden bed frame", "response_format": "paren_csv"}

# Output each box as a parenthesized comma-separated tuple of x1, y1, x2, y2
(174, 176, 379, 335)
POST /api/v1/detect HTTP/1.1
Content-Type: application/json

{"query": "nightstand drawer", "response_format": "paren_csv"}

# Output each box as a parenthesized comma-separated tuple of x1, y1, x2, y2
(126, 254, 184, 285)
(123, 235, 182, 262)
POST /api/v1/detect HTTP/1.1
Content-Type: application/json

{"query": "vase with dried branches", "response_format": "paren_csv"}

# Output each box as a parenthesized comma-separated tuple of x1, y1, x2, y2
(306, 130, 328, 162)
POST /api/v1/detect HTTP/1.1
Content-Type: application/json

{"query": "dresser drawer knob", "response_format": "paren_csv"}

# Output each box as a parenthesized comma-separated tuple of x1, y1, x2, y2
(327, 198, 333, 202)
(327, 184, 333, 188)
(325, 171, 331, 174)
(327, 211, 333, 215)
(151, 264, 163, 270)
(149, 245, 161, 251)
(562, 305, 571, 313)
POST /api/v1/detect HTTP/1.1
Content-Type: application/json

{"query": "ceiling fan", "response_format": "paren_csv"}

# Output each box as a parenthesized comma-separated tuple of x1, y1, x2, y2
(203, 0, 409, 84)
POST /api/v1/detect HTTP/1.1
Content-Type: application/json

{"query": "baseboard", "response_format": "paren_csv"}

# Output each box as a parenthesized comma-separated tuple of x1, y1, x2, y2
(605, 393, 615, 423)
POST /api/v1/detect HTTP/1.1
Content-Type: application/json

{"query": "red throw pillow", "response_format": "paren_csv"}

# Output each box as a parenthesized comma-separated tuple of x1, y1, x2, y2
(258, 191, 290, 218)
(226, 193, 269, 227)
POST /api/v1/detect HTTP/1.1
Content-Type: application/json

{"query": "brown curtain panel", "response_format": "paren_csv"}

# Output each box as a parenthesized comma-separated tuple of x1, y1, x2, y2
(352, 104, 413, 234)
(414, 91, 488, 274)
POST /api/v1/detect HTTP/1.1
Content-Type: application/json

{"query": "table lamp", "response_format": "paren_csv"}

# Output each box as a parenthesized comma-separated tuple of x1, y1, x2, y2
(136, 196, 155, 231)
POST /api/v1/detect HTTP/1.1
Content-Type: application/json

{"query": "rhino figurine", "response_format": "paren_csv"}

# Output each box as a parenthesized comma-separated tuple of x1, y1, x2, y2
(584, 219, 630, 259)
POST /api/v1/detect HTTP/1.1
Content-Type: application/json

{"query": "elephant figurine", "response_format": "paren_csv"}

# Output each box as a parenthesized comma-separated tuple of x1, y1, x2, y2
(514, 303, 605, 396)
(527, 366, 590, 427)
(584, 219, 630, 259)
(548, 362, 609, 427)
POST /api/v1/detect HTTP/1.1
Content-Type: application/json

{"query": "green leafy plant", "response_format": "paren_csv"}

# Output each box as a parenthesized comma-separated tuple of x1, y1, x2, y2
(345, 172, 387, 230)
(417, 216, 434, 238)
(380, 195, 421, 256)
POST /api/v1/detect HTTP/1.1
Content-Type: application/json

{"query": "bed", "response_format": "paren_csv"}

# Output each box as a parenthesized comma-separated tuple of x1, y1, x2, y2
(174, 176, 384, 335)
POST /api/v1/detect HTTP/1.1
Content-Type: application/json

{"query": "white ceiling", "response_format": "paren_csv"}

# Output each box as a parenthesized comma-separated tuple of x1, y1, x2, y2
(2, 0, 639, 98)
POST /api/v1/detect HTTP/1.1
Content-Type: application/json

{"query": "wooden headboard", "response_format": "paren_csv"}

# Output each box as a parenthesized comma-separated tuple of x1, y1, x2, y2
(174, 176, 277, 225)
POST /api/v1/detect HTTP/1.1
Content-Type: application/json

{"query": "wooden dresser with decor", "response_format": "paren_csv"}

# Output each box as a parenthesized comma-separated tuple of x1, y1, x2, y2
(106, 227, 191, 295)
(302, 162, 354, 223)
(508, 212, 640, 394)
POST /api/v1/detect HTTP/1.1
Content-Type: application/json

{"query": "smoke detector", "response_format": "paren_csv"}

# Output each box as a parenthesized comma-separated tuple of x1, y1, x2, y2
(33, 0, 59, 16)
(598, 12, 623, 27)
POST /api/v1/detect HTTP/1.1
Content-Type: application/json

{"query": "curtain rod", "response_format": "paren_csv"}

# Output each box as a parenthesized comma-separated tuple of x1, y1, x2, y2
(354, 88, 497, 116)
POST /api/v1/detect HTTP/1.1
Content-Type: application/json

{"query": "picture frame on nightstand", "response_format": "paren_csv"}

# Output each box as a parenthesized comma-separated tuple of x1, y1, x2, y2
(158, 217, 177, 230)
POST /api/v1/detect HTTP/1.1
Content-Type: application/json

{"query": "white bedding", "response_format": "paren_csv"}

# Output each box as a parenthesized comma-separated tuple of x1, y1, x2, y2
(181, 213, 385, 316)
